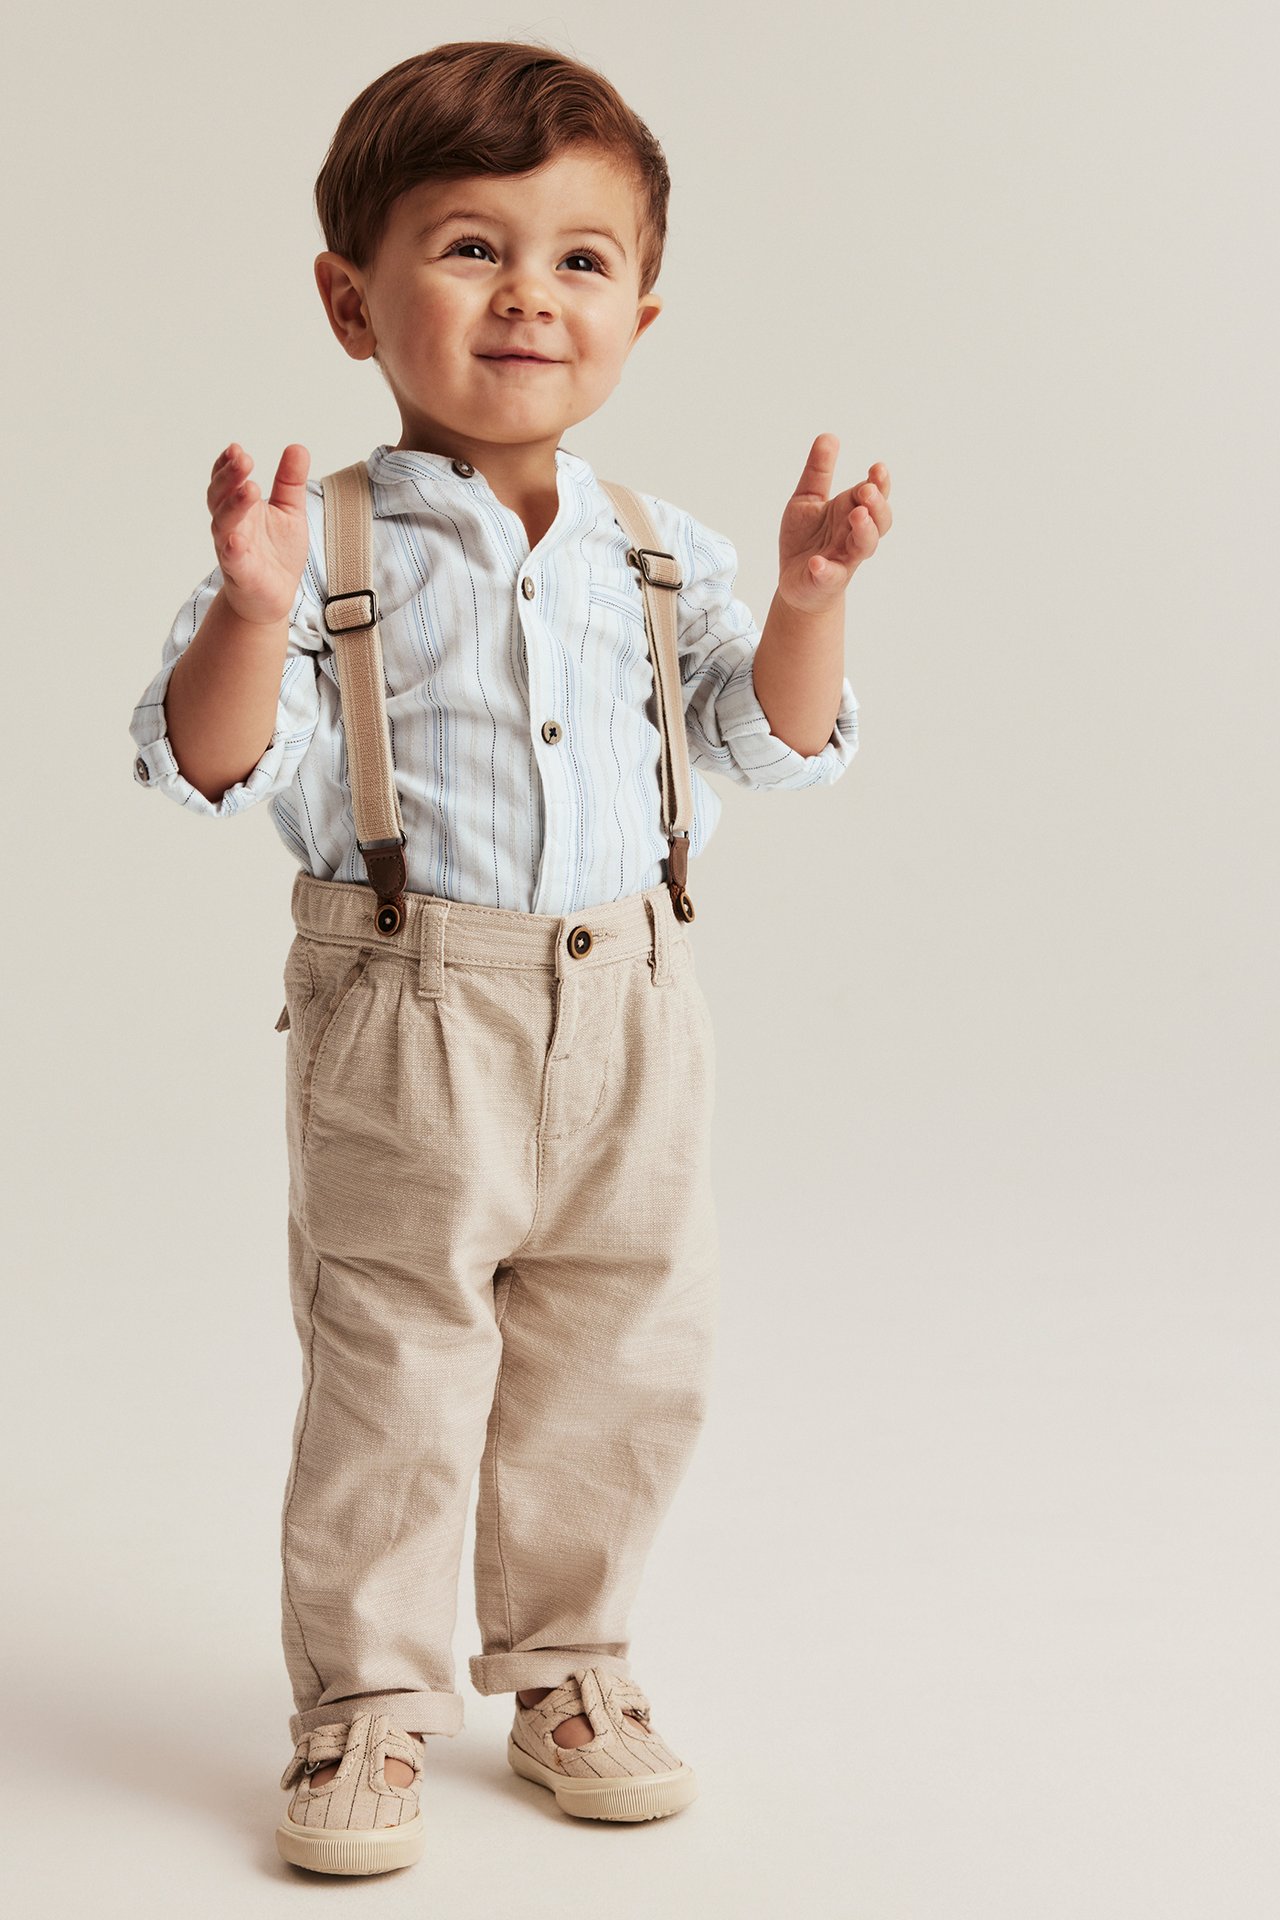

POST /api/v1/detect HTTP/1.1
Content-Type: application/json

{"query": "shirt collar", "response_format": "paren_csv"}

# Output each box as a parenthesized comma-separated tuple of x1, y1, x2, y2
(365, 441, 595, 514)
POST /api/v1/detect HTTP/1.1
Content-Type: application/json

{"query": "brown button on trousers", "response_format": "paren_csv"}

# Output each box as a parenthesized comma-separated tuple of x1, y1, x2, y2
(278, 869, 719, 1743)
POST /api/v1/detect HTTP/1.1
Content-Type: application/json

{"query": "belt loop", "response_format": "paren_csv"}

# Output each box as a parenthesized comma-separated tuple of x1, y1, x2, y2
(417, 899, 449, 999)
(645, 888, 673, 986)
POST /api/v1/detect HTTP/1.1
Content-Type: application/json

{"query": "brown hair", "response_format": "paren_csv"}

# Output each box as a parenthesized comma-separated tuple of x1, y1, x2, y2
(314, 41, 670, 296)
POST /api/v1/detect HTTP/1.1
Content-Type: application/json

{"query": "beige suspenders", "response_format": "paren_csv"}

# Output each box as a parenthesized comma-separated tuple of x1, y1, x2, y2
(317, 459, 696, 938)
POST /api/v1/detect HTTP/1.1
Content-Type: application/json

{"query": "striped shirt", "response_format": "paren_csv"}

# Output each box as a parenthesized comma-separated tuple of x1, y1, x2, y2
(129, 442, 860, 914)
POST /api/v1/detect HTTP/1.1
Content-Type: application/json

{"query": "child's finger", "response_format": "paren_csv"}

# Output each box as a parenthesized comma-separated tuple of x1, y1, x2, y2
(267, 443, 311, 508)
(210, 441, 241, 476)
(209, 446, 250, 512)
(212, 474, 258, 538)
(211, 447, 257, 510)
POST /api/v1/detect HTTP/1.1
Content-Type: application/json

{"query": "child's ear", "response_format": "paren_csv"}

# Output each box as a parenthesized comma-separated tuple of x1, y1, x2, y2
(631, 295, 663, 347)
(314, 252, 377, 363)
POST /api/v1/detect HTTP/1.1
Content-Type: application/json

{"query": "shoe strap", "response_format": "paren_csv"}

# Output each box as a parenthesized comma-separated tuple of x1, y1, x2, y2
(519, 1666, 652, 1743)
(378, 1726, 424, 1777)
(279, 1713, 423, 1791)
(279, 1720, 350, 1791)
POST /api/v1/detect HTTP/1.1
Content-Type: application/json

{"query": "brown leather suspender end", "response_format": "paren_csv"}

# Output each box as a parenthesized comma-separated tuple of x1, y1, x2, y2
(666, 826, 692, 921)
(359, 836, 409, 936)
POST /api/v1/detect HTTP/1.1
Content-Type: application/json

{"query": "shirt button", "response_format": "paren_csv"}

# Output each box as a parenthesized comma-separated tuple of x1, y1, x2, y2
(521, 576, 535, 599)
(541, 719, 562, 744)
(451, 458, 475, 477)
(134, 755, 150, 783)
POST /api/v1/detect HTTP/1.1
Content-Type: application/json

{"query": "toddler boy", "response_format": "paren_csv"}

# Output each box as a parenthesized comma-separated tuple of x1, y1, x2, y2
(128, 39, 889, 1877)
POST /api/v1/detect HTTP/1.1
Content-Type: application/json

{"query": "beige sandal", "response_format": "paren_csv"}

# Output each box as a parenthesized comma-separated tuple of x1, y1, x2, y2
(508, 1666, 698, 1821)
(276, 1712, 426, 1874)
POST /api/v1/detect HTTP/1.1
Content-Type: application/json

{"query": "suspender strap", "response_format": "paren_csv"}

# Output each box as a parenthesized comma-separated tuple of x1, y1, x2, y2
(317, 462, 697, 932)
(597, 480, 696, 923)
(320, 462, 407, 935)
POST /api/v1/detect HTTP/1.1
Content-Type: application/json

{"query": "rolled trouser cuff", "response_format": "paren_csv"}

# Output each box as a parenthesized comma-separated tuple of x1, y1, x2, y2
(468, 1650, 633, 1696)
(289, 1687, 464, 1743)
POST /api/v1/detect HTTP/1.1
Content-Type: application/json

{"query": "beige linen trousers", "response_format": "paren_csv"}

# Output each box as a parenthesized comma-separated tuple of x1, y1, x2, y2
(274, 461, 719, 1745)
(277, 874, 719, 1743)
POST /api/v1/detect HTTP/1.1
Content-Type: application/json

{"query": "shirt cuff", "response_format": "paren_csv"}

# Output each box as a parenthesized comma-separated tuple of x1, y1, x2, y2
(714, 657, 860, 788)
(129, 656, 289, 817)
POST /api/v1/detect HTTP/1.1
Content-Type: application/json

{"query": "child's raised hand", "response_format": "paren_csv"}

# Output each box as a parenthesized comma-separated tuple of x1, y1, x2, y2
(207, 442, 312, 627)
(776, 433, 891, 615)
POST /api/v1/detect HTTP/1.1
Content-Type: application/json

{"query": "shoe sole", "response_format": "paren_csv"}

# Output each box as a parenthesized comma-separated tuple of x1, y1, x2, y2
(507, 1736, 698, 1821)
(275, 1808, 425, 1875)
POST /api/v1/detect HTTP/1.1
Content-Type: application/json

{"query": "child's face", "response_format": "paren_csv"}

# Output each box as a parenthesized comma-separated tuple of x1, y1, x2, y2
(315, 146, 663, 495)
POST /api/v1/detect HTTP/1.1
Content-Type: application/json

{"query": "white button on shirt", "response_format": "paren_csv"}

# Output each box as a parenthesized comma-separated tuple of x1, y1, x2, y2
(129, 442, 861, 914)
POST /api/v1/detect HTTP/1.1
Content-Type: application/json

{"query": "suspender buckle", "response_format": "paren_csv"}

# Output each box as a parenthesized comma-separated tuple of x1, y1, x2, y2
(323, 587, 379, 635)
(626, 547, 683, 590)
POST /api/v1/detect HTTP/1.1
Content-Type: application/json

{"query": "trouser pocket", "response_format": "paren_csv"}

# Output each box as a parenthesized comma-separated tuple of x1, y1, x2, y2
(277, 934, 374, 1094)
(275, 933, 315, 1053)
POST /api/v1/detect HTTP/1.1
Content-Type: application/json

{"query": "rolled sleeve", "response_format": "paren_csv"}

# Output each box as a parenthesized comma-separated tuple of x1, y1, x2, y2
(667, 510, 860, 791)
(129, 566, 323, 817)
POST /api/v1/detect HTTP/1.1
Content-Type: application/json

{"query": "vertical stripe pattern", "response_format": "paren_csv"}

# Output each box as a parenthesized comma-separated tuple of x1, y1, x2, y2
(129, 443, 860, 913)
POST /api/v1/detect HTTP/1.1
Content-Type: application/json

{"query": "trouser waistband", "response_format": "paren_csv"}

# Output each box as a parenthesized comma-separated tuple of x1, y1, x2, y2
(289, 871, 691, 988)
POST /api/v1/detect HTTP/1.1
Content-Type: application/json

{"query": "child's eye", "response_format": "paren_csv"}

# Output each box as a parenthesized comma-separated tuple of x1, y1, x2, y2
(447, 233, 607, 274)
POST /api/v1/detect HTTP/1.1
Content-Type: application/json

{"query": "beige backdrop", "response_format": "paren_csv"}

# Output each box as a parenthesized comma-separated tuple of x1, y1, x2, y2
(3, 1, 1277, 1913)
